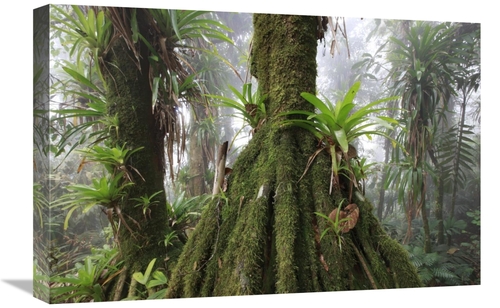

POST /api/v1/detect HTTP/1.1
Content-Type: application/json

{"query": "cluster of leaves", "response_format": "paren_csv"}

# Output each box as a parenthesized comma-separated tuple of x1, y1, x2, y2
(166, 191, 211, 239)
(33, 260, 50, 302)
(56, 172, 134, 230)
(49, 245, 122, 303)
(386, 212, 480, 286)
(127, 258, 169, 300)
(77, 143, 144, 177)
(433, 124, 478, 193)
(209, 82, 267, 136)
(51, 5, 112, 81)
(404, 245, 460, 286)
(33, 183, 49, 228)
(50, 66, 113, 161)
(315, 200, 359, 251)
(281, 81, 400, 194)
(405, 237, 479, 287)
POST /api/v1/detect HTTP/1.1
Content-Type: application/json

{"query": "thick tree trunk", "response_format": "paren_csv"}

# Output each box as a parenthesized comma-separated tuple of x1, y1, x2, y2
(166, 14, 421, 297)
(103, 9, 169, 281)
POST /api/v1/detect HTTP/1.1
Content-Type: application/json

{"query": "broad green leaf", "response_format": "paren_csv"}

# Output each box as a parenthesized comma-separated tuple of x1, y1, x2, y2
(62, 66, 101, 94)
(146, 271, 168, 288)
(301, 92, 332, 118)
(334, 129, 348, 153)
(133, 258, 157, 285)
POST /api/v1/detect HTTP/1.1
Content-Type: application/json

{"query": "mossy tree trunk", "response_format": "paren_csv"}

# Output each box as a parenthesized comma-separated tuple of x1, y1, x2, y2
(166, 14, 422, 297)
(103, 8, 169, 287)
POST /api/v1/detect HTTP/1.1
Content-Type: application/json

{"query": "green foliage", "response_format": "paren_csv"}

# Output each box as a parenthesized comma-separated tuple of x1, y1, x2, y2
(132, 258, 156, 285)
(50, 65, 112, 161)
(130, 258, 169, 300)
(349, 156, 378, 196)
(314, 198, 355, 251)
(132, 190, 164, 217)
(384, 158, 429, 206)
(133, 9, 234, 107)
(195, 116, 218, 147)
(147, 10, 233, 46)
(384, 212, 480, 286)
(50, 245, 121, 303)
(386, 21, 468, 201)
(33, 183, 48, 228)
(208, 83, 267, 133)
(388, 22, 460, 113)
(443, 217, 467, 238)
(48, 6, 125, 171)
(315, 210, 349, 251)
(52, 142, 145, 230)
(404, 245, 459, 286)
(281, 81, 399, 193)
(33, 260, 50, 302)
(162, 231, 179, 248)
(77, 143, 144, 176)
(284, 81, 398, 150)
(167, 191, 210, 234)
(466, 210, 480, 226)
(433, 124, 478, 190)
(51, 5, 112, 82)
(55, 172, 133, 230)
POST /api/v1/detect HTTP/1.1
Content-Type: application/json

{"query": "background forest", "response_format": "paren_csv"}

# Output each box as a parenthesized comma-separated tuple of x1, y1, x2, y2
(30, 1, 481, 306)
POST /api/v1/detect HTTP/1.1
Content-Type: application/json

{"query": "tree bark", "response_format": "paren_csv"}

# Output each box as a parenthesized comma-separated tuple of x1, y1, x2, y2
(187, 104, 211, 197)
(103, 8, 169, 275)
(166, 14, 421, 297)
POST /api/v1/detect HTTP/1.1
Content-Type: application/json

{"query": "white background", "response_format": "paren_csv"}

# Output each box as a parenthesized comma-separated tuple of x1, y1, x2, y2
(1, 1, 495, 307)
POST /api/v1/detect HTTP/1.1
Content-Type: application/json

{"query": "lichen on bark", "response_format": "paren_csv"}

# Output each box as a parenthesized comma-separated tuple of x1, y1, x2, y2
(166, 13, 421, 298)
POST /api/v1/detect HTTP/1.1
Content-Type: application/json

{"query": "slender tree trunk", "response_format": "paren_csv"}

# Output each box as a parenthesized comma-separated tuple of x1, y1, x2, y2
(166, 14, 421, 297)
(421, 197, 432, 253)
(187, 104, 210, 197)
(435, 177, 445, 245)
(427, 149, 445, 247)
(377, 136, 392, 220)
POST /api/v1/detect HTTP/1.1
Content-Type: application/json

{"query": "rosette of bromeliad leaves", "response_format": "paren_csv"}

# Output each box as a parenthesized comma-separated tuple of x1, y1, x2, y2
(55, 143, 145, 242)
(281, 81, 400, 195)
(208, 82, 267, 136)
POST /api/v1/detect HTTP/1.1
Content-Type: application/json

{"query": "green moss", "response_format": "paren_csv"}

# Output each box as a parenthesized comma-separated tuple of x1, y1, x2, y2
(374, 225, 423, 288)
(103, 35, 169, 273)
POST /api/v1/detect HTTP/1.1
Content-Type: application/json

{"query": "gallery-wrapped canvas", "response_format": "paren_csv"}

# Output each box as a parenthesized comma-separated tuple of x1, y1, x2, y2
(33, 4, 480, 305)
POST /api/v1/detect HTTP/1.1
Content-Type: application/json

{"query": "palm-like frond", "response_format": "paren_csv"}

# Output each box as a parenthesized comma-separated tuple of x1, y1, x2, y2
(434, 124, 477, 190)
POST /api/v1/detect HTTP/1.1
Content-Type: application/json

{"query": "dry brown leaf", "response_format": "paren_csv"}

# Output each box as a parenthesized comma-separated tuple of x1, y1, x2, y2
(345, 203, 359, 231)
(328, 208, 346, 222)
